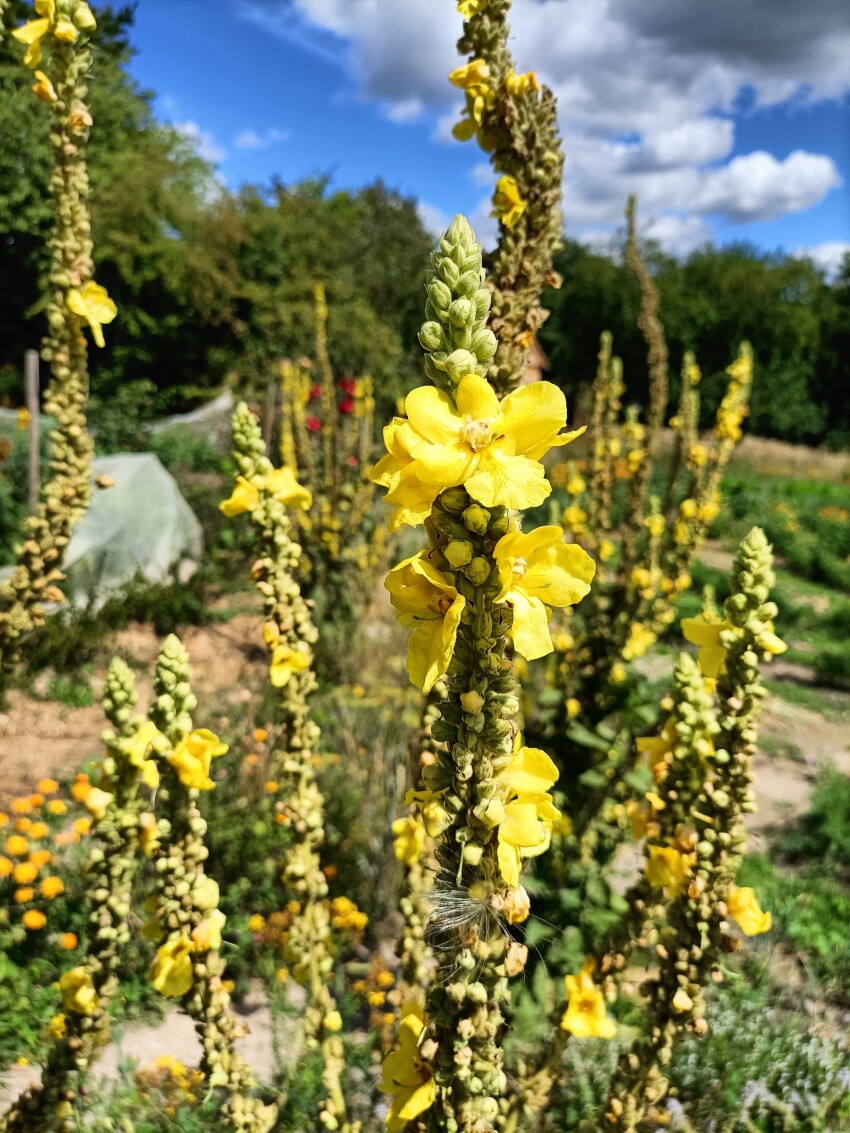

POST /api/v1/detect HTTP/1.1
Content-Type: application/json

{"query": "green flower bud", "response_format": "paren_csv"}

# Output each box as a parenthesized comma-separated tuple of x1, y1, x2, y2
(419, 321, 445, 351)
(445, 348, 479, 385)
(462, 504, 491, 535)
(449, 298, 476, 327)
(465, 557, 491, 585)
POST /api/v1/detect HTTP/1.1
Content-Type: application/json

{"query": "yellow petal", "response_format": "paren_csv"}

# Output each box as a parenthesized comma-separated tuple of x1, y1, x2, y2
(455, 373, 500, 419)
(727, 887, 772, 936)
(466, 450, 550, 510)
(507, 589, 553, 660)
(405, 385, 460, 446)
(406, 593, 465, 692)
(497, 839, 521, 887)
(501, 746, 559, 795)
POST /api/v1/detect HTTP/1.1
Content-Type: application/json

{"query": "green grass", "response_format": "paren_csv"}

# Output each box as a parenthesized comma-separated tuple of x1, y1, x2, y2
(763, 677, 850, 724)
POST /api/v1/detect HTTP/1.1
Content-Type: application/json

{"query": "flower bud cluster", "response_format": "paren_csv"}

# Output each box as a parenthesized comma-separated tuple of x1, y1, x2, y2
(452, 0, 564, 395)
(0, 0, 108, 669)
(226, 404, 353, 1133)
(5, 661, 148, 1132)
(147, 636, 276, 1133)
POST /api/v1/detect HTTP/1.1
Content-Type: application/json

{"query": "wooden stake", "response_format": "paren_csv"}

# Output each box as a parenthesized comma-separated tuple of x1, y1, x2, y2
(25, 349, 40, 514)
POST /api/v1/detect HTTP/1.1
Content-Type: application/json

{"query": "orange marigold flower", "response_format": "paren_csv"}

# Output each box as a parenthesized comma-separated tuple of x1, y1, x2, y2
(71, 782, 91, 802)
(30, 793, 44, 807)
(13, 862, 38, 884)
(0, 813, 8, 827)
(15, 818, 32, 833)
(37, 779, 59, 795)
(47, 800, 67, 816)
(0, 856, 12, 876)
(11, 798, 32, 815)
(23, 910, 47, 931)
(59, 932, 78, 950)
(40, 876, 64, 899)
(14, 887, 35, 903)
(29, 822, 49, 840)
(264, 780, 278, 794)
(5, 835, 28, 856)
(30, 849, 52, 868)
(252, 728, 268, 743)
(73, 818, 92, 836)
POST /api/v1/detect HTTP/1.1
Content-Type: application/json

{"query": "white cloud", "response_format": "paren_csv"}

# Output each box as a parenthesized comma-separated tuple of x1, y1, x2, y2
(245, 0, 848, 247)
(416, 200, 452, 237)
(794, 240, 850, 279)
(233, 127, 290, 150)
(176, 120, 226, 165)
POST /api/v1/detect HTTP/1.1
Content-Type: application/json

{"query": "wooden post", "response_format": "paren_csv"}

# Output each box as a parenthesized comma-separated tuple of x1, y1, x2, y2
(25, 349, 40, 514)
(262, 376, 277, 454)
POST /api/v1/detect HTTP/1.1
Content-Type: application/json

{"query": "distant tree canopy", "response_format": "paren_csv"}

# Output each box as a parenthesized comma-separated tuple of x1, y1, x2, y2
(542, 238, 850, 449)
(1, 2, 848, 447)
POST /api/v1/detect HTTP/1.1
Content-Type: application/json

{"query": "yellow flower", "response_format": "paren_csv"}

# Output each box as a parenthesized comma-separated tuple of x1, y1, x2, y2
(40, 876, 64, 899)
(32, 70, 56, 101)
(167, 729, 228, 791)
(191, 909, 226, 952)
(220, 467, 311, 517)
(386, 552, 466, 693)
(73, 2, 97, 30)
(23, 909, 47, 930)
(369, 418, 443, 531)
(645, 845, 692, 898)
(248, 914, 266, 933)
(150, 935, 195, 998)
(138, 811, 160, 855)
(66, 282, 117, 348)
(560, 957, 617, 1039)
(13, 0, 79, 68)
(60, 967, 97, 1016)
(122, 720, 162, 766)
(457, 0, 488, 18)
(219, 475, 260, 517)
(621, 622, 657, 662)
(492, 175, 526, 229)
(405, 788, 451, 838)
(727, 887, 772, 936)
(504, 68, 540, 97)
(325, 1010, 343, 1033)
(380, 1004, 437, 1133)
(494, 526, 595, 660)
(269, 643, 310, 689)
(374, 374, 583, 515)
(448, 58, 489, 89)
(636, 717, 676, 783)
(391, 816, 426, 866)
(48, 1014, 67, 1040)
(496, 746, 561, 887)
(83, 787, 113, 821)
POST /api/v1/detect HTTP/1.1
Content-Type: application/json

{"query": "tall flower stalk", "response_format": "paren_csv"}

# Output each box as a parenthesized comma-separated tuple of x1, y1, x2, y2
(146, 636, 276, 1133)
(450, 0, 564, 395)
(372, 215, 593, 1133)
(221, 404, 352, 1133)
(4, 660, 146, 1133)
(0, 0, 115, 670)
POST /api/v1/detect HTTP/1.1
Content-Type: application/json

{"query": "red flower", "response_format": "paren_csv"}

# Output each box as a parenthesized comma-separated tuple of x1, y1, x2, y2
(310, 384, 322, 400)
(306, 416, 321, 432)
(346, 455, 359, 468)
(339, 398, 355, 414)
(338, 377, 357, 395)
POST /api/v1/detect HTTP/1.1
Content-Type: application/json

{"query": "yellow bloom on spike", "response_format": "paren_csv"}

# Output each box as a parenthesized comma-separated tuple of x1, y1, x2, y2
(448, 58, 490, 89)
(645, 844, 692, 898)
(374, 375, 583, 515)
(32, 69, 56, 101)
(191, 909, 226, 952)
(73, 2, 97, 29)
(380, 1003, 437, 1133)
(167, 729, 228, 792)
(457, 0, 488, 16)
(269, 643, 309, 688)
(560, 957, 617, 1039)
(122, 720, 163, 766)
(505, 68, 540, 97)
(59, 967, 97, 1016)
(82, 787, 113, 821)
(493, 526, 595, 660)
(150, 935, 195, 998)
(391, 816, 426, 866)
(265, 466, 312, 509)
(682, 612, 736, 678)
(66, 282, 117, 348)
(12, 0, 78, 68)
(386, 552, 466, 692)
(492, 175, 526, 229)
(370, 418, 439, 531)
(727, 886, 772, 936)
(219, 475, 260, 517)
(621, 622, 657, 662)
(496, 746, 561, 886)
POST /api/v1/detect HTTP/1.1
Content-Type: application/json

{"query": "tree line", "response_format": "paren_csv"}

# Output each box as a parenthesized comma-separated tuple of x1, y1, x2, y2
(1, 1, 847, 448)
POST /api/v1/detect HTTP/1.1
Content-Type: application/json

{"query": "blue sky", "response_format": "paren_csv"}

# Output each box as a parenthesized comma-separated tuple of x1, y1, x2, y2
(127, 0, 850, 268)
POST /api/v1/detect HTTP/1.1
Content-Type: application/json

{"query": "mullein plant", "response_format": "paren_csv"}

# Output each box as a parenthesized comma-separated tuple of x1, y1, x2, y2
(220, 404, 353, 1133)
(0, 0, 116, 671)
(450, 0, 564, 395)
(3, 660, 147, 1133)
(278, 287, 383, 624)
(502, 528, 781, 1132)
(143, 636, 276, 1133)
(371, 214, 595, 1133)
(542, 198, 753, 758)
